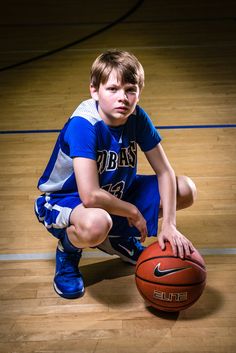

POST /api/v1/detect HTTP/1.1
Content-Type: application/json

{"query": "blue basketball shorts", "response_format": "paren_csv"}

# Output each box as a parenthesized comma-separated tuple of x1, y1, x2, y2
(34, 174, 160, 240)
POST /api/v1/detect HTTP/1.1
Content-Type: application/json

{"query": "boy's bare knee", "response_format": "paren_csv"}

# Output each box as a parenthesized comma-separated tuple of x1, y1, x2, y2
(87, 210, 112, 246)
(177, 175, 197, 209)
(72, 209, 112, 248)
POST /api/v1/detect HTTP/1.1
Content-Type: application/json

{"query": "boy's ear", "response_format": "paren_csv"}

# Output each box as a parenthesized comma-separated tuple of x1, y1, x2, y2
(90, 84, 99, 101)
(137, 87, 142, 102)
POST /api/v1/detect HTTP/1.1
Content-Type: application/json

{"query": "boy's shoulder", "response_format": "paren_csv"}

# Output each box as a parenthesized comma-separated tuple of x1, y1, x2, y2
(133, 104, 149, 118)
(70, 99, 102, 126)
(67, 100, 148, 130)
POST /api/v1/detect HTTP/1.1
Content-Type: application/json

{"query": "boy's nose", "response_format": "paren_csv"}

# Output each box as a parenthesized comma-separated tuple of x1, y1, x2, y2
(118, 90, 128, 101)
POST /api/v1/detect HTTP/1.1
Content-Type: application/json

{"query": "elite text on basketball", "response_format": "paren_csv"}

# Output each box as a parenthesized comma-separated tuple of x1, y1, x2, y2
(153, 290, 188, 302)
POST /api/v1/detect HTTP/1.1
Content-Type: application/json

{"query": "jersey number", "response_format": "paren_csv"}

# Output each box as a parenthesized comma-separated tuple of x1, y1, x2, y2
(102, 181, 125, 199)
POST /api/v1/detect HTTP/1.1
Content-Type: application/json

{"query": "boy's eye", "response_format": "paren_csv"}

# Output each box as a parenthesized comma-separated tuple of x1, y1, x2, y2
(107, 87, 117, 92)
(127, 87, 137, 93)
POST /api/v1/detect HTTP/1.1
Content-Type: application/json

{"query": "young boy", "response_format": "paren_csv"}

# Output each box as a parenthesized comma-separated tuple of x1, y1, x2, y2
(35, 50, 197, 299)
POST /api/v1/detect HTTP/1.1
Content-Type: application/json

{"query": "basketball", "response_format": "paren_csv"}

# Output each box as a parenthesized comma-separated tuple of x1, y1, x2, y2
(135, 241, 206, 312)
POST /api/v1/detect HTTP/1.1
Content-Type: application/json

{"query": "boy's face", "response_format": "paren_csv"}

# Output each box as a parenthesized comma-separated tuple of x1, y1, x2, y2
(90, 69, 140, 126)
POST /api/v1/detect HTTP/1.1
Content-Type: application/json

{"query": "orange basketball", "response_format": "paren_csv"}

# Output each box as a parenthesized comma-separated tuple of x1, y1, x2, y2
(135, 241, 206, 312)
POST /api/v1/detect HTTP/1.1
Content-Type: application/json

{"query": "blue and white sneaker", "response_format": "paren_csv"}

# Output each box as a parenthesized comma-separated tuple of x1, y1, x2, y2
(97, 235, 145, 265)
(53, 241, 85, 299)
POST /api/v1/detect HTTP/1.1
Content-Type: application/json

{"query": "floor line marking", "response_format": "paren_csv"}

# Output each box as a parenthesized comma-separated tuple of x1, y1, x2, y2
(1, 124, 236, 135)
(0, 248, 235, 261)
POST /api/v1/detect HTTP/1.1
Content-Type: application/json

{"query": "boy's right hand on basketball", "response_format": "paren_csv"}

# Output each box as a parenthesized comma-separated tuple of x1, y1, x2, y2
(158, 223, 195, 259)
(127, 208, 147, 242)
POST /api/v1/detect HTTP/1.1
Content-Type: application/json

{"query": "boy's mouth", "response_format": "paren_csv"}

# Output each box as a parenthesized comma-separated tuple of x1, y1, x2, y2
(115, 106, 128, 112)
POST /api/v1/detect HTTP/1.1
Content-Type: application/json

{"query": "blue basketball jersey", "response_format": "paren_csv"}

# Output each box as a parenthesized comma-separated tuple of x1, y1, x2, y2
(37, 99, 161, 200)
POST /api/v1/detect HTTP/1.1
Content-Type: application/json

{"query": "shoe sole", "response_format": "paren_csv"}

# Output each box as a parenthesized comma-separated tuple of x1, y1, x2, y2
(53, 281, 85, 299)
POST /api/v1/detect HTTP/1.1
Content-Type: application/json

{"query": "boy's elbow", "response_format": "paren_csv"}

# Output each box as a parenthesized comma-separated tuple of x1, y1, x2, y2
(81, 191, 99, 208)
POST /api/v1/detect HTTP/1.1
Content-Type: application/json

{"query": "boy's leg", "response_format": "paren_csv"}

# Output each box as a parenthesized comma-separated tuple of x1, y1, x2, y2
(67, 205, 113, 249)
(97, 175, 160, 264)
(54, 204, 112, 299)
(54, 234, 84, 299)
(176, 175, 197, 210)
(97, 175, 197, 264)
(97, 234, 145, 265)
(35, 194, 112, 299)
(158, 175, 197, 218)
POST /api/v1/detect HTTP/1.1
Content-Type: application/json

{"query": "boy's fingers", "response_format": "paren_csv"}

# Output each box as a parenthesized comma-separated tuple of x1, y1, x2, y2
(189, 242, 195, 253)
(170, 239, 178, 257)
(158, 237, 166, 250)
(141, 234, 146, 242)
(141, 227, 147, 242)
(177, 242, 184, 259)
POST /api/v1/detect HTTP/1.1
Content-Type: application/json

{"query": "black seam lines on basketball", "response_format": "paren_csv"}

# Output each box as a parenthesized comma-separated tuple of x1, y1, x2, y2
(135, 274, 205, 287)
(136, 255, 206, 271)
(0, 0, 144, 72)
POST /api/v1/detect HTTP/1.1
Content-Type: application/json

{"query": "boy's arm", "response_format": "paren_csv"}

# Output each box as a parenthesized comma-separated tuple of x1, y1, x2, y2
(145, 143, 194, 258)
(73, 157, 148, 241)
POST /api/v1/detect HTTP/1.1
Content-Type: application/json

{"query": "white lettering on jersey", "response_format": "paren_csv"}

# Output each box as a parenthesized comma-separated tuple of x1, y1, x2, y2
(97, 141, 137, 174)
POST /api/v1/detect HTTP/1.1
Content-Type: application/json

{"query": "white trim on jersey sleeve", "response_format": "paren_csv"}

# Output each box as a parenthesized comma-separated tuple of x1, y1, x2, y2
(70, 98, 102, 125)
(39, 149, 73, 192)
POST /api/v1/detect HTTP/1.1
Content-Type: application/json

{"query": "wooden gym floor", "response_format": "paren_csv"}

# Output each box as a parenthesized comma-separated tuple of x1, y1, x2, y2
(0, 0, 236, 352)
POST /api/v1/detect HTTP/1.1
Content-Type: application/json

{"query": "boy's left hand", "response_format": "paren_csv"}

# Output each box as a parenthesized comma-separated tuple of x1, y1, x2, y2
(158, 223, 195, 259)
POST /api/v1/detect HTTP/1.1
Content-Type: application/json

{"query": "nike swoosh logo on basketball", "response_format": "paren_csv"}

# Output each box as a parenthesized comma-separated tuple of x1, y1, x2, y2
(154, 262, 191, 277)
(118, 244, 135, 257)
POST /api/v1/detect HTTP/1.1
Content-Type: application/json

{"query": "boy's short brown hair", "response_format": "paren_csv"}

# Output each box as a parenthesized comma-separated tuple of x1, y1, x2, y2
(90, 49, 145, 90)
